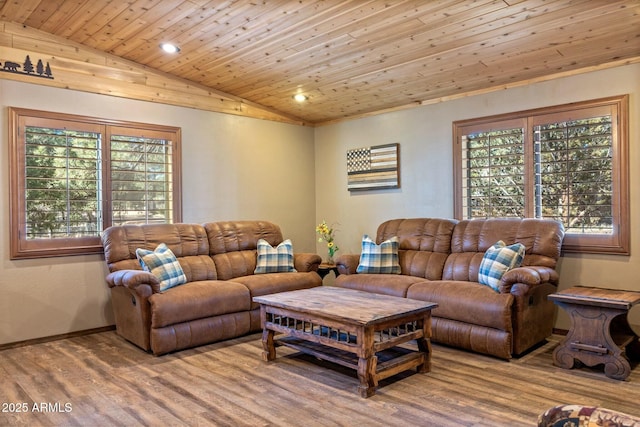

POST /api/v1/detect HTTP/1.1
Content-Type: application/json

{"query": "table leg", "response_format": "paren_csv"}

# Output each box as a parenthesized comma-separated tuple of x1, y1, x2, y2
(416, 316, 432, 373)
(552, 343, 576, 370)
(261, 329, 276, 362)
(552, 303, 635, 380)
(357, 327, 378, 398)
(357, 355, 378, 398)
(604, 357, 631, 381)
(416, 337, 432, 373)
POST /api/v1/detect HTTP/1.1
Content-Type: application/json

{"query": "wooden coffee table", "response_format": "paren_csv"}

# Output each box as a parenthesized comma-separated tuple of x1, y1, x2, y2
(253, 286, 437, 398)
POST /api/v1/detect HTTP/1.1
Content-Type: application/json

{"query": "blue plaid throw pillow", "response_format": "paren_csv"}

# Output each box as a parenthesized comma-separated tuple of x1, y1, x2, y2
(356, 235, 401, 274)
(478, 240, 526, 292)
(136, 243, 187, 292)
(254, 239, 297, 274)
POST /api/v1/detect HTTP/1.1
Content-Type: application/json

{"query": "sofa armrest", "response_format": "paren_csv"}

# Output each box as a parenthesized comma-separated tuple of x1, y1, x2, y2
(499, 266, 559, 293)
(294, 253, 322, 272)
(335, 254, 360, 275)
(106, 270, 160, 294)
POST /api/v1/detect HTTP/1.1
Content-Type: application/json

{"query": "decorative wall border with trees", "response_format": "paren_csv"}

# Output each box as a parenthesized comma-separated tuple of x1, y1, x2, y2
(1, 55, 53, 79)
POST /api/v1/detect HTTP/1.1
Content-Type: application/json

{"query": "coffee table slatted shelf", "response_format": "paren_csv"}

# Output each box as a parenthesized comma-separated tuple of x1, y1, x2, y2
(278, 337, 423, 382)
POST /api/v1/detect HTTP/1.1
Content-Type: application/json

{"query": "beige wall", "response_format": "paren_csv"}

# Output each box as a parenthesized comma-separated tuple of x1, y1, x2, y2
(314, 63, 640, 330)
(0, 80, 316, 345)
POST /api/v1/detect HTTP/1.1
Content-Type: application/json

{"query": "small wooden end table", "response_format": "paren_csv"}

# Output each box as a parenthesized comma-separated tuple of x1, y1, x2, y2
(548, 286, 640, 380)
(317, 263, 339, 280)
(253, 287, 437, 397)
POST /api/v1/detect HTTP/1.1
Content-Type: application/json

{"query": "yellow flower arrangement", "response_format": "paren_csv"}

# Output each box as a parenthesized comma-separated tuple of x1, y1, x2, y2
(316, 220, 339, 264)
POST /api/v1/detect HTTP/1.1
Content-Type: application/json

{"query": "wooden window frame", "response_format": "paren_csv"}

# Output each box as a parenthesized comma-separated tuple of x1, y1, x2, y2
(453, 95, 629, 255)
(9, 107, 182, 259)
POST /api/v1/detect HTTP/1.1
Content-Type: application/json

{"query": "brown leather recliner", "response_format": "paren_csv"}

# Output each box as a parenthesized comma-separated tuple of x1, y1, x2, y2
(101, 220, 322, 355)
(335, 218, 564, 359)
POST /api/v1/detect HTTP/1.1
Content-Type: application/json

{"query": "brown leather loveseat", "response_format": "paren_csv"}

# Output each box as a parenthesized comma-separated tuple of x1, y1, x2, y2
(101, 220, 322, 355)
(335, 218, 565, 359)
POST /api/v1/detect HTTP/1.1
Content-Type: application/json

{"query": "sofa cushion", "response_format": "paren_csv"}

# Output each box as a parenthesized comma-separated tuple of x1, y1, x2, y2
(204, 221, 285, 279)
(398, 250, 451, 281)
(374, 218, 457, 280)
(254, 238, 297, 274)
(356, 235, 401, 274)
(407, 280, 514, 331)
(334, 273, 428, 298)
(103, 223, 211, 273)
(377, 218, 457, 253)
(478, 240, 525, 292)
(136, 243, 187, 292)
(231, 272, 321, 309)
(449, 218, 563, 270)
(149, 280, 251, 328)
(205, 220, 283, 253)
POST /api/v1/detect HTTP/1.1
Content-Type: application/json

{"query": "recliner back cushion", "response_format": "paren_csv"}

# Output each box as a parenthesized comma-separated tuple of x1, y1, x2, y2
(443, 218, 564, 282)
(399, 250, 452, 280)
(212, 250, 259, 280)
(101, 223, 216, 282)
(204, 221, 284, 280)
(376, 218, 457, 280)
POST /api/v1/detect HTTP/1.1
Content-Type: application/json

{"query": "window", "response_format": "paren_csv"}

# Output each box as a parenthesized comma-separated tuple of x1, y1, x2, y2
(9, 108, 182, 259)
(453, 95, 629, 255)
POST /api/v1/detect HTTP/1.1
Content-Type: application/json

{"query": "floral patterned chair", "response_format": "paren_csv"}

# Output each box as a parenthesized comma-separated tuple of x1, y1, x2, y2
(538, 404, 640, 427)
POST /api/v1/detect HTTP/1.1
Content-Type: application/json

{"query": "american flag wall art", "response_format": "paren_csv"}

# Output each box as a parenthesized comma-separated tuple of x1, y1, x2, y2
(347, 143, 399, 191)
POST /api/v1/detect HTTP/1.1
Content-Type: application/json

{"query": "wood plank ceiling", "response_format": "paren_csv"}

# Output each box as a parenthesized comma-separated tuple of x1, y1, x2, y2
(0, 0, 638, 125)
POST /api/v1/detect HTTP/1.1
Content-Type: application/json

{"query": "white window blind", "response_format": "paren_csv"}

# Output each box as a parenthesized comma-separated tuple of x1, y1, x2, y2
(461, 128, 525, 219)
(535, 115, 613, 235)
(24, 125, 102, 239)
(110, 133, 175, 225)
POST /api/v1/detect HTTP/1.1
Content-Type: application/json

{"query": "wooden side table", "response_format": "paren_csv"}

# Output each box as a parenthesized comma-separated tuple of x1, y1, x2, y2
(548, 286, 640, 380)
(317, 263, 339, 280)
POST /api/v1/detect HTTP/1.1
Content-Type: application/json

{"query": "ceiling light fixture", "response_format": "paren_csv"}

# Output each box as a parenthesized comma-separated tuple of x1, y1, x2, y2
(293, 94, 308, 103)
(160, 43, 180, 53)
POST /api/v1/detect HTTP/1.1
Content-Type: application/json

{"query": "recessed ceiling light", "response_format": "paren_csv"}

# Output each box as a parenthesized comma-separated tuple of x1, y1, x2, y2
(160, 43, 180, 53)
(293, 94, 308, 102)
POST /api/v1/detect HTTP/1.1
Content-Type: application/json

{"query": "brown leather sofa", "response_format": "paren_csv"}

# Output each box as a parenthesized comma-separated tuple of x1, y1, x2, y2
(101, 220, 322, 355)
(335, 218, 565, 359)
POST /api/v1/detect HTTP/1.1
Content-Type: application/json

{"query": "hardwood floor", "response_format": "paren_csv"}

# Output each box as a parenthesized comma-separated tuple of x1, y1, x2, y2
(0, 331, 638, 426)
